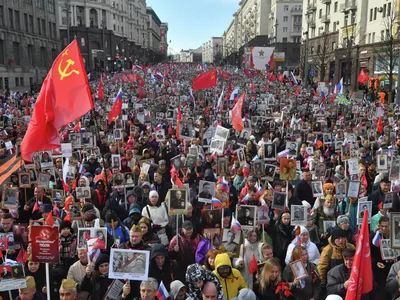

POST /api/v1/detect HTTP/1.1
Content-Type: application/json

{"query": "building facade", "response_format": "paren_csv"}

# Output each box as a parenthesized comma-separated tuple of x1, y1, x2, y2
(301, 0, 397, 91)
(58, 0, 167, 71)
(0, 0, 61, 91)
(202, 37, 222, 63)
(146, 7, 165, 63)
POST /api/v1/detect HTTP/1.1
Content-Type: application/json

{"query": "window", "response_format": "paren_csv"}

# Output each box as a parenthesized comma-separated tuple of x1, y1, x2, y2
(77, 6, 84, 26)
(311, 46, 314, 54)
(283, 27, 288, 32)
(37, 18, 41, 34)
(24, 14, 28, 31)
(374, 7, 377, 20)
(0, 40, 3, 64)
(49, 21, 52, 38)
(370, 8, 373, 21)
(386, 29, 390, 39)
(351, 13, 355, 24)
(283, 16, 288, 22)
(36, 0, 44, 9)
(29, 15, 33, 32)
(42, 19, 45, 35)
(381, 30, 384, 41)
(317, 44, 321, 53)
(13, 42, 20, 65)
(52, 23, 56, 39)
(284, 5, 288, 11)
(283, 37, 287, 42)
(15, 78, 19, 87)
(319, 9, 322, 18)
(81, 37, 85, 46)
(40, 47, 46, 67)
(383, 4, 386, 17)
(47, 0, 54, 13)
(333, 22, 336, 31)
(344, 15, 348, 26)
(332, 41, 336, 50)
(14, 11, 20, 30)
(20, 77, 24, 87)
(0, 6, 4, 26)
(8, 9, 13, 28)
(368, 33, 371, 43)
(52, 48, 56, 60)
(334, 2, 338, 12)
(372, 32, 375, 43)
(0, 78, 3, 89)
(28, 45, 33, 65)
(388, 2, 391, 16)
(30, 77, 33, 86)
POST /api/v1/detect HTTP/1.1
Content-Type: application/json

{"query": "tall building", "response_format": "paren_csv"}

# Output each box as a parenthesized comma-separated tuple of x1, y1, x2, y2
(221, 0, 302, 68)
(160, 22, 168, 57)
(202, 37, 222, 63)
(0, 0, 61, 91)
(58, 0, 168, 71)
(301, 0, 397, 90)
(146, 7, 164, 63)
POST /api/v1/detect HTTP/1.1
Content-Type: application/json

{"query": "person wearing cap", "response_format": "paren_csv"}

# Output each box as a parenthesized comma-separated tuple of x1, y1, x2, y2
(151, 171, 172, 205)
(74, 176, 99, 208)
(312, 194, 337, 246)
(59, 279, 77, 300)
(156, 159, 171, 184)
(294, 168, 316, 207)
(17, 276, 45, 300)
(317, 229, 356, 288)
(59, 220, 77, 268)
(149, 244, 185, 292)
(170, 280, 188, 300)
(78, 253, 112, 300)
(104, 210, 130, 244)
(168, 220, 202, 274)
(141, 190, 169, 246)
(326, 215, 353, 245)
(370, 177, 400, 214)
(72, 203, 103, 232)
(38, 203, 61, 226)
(123, 203, 143, 229)
(94, 179, 107, 210)
(82, 155, 100, 177)
(285, 226, 320, 266)
(326, 248, 357, 299)
(239, 176, 257, 201)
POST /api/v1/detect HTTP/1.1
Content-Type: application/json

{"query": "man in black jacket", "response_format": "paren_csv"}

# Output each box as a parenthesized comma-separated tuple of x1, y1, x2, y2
(102, 187, 128, 220)
(149, 244, 185, 291)
(294, 169, 315, 207)
(326, 248, 355, 298)
(151, 171, 172, 205)
(369, 177, 400, 215)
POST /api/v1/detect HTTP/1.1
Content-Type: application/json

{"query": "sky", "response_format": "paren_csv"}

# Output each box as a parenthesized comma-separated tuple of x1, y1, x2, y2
(147, 0, 240, 54)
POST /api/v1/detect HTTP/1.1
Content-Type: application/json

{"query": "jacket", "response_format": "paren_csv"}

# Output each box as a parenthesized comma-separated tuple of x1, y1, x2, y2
(387, 261, 400, 300)
(283, 262, 321, 300)
(234, 239, 262, 289)
(317, 236, 356, 285)
(168, 233, 202, 273)
(213, 253, 247, 300)
(371, 231, 393, 285)
(268, 217, 294, 267)
(195, 238, 215, 265)
(326, 264, 351, 298)
(170, 280, 186, 300)
(253, 280, 280, 300)
(186, 263, 224, 300)
(103, 190, 129, 220)
(78, 274, 113, 300)
(149, 244, 185, 291)
(369, 188, 400, 215)
(285, 240, 320, 265)
(294, 179, 315, 207)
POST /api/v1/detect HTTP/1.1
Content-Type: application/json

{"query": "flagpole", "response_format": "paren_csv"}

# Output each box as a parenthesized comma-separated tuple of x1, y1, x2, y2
(45, 263, 51, 300)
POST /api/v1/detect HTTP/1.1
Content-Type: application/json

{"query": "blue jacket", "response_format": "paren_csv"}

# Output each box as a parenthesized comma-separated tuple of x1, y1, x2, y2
(105, 222, 130, 244)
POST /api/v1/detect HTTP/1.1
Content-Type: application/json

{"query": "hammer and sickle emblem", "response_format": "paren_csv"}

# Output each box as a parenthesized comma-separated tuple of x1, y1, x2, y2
(58, 59, 80, 80)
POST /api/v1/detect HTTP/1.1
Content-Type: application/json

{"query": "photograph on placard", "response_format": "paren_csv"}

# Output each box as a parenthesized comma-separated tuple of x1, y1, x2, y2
(2, 188, 18, 209)
(209, 139, 225, 155)
(335, 182, 347, 198)
(285, 142, 299, 157)
(380, 238, 396, 259)
(222, 228, 241, 255)
(203, 127, 216, 147)
(78, 228, 92, 249)
(323, 133, 333, 145)
(290, 205, 307, 226)
(280, 158, 297, 181)
(61, 143, 72, 158)
(114, 129, 122, 141)
(188, 146, 198, 158)
(70, 133, 82, 148)
(238, 129, 251, 146)
(155, 129, 166, 142)
(70, 204, 83, 220)
(390, 158, 400, 179)
(76, 187, 91, 199)
(323, 220, 336, 233)
(290, 260, 308, 280)
(236, 205, 256, 230)
(272, 192, 286, 211)
(341, 145, 351, 161)
(384, 192, 394, 209)
(185, 154, 197, 169)
(264, 143, 276, 161)
(168, 189, 187, 215)
(252, 160, 264, 177)
(347, 159, 359, 175)
(111, 155, 121, 169)
(264, 164, 276, 181)
(171, 155, 184, 170)
(39, 151, 53, 169)
(37, 173, 51, 189)
(109, 249, 149, 281)
(217, 158, 228, 176)
(52, 189, 64, 203)
(201, 209, 222, 228)
(334, 141, 343, 152)
(236, 148, 246, 163)
(377, 154, 388, 172)
(13, 224, 28, 245)
(347, 181, 360, 198)
(124, 173, 135, 186)
(257, 205, 270, 224)
(112, 174, 125, 188)
(311, 181, 323, 197)
(179, 121, 193, 140)
(25, 165, 37, 184)
(18, 172, 31, 188)
(82, 132, 94, 148)
(391, 213, 400, 248)
(356, 201, 372, 225)
(314, 163, 326, 178)
(198, 180, 215, 203)
(215, 125, 229, 141)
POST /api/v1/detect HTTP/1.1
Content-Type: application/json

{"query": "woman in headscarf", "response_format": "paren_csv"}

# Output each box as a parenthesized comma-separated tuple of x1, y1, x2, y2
(185, 263, 224, 300)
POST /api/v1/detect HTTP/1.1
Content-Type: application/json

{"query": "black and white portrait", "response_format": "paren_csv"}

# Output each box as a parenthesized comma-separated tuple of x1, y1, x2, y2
(290, 260, 307, 280)
(391, 214, 400, 248)
(201, 209, 222, 228)
(198, 181, 216, 203)
(113, 129, 122, 141)
(3, 188, 18, 208)
(311, 181, 323, 197)
(179, 121, 193, 140)
(272, 192, 286, 210)
(377, 154, 388, 172)
(264, 143, 276, 161)
(203, 127, 216, 147)
(286, 142, 298, 157)
(323, 133, 333, 144)
(335, 182, 347, 198)
(40, 151, 53, 169)
(356, 200, 372, 225)
(238, 129, 251, 146)
(185, 154, 197, 169)
(109, 249, 149, 281)
(37, 173, 51, 189)
(70, 204, 82, 220)
(222, 229, 241, 254)
(236, 148, 246, 162)
(236, 205, 257, 230)
(111, 154, 121, 169)
(390, 158, 400, 179)
(252, 160, 264, 177)
(347, 181, 360, 199)
(384, 192, 394, 209)
(171, 155, 184, 170)
(76, 187, 91, 199)
(314, 163, 326, 178)
(264, 164, 276, 181)
(323, 220, 336, 233)
(290, 205, 306, 226)
(209, 139, 225, 155)
(18, 172, 31, 188)
(215, 125, 229, 141)
(169, 189, 187, 213)
(217, 158, 228, 176)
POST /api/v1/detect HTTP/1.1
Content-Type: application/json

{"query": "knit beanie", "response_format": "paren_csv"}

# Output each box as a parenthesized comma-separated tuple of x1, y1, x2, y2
(59, 220, 72, 232)
(149, 190, 159, 198)
(94, 254, 109, 271)
(331, 228, 347, 241)
(336, 215, 350, 226)
(237, 288, 256, 300)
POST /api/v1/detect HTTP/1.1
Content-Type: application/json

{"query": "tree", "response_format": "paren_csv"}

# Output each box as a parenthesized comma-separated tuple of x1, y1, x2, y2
(373, 10, 400, 101)
(311, 33, 336, 81)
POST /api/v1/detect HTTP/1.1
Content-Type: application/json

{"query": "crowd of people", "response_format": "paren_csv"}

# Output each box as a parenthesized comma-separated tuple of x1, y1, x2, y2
(0, 62, 398, 300)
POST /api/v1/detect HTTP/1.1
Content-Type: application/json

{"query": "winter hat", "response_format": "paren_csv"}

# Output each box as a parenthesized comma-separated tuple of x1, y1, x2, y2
(82, 203, 94, 214)
(40, 204, 52, 213)
(295, 226, 308, 236)
(149, 190, 159, 198)
(105, 210, 118, 223)
(95, 168, 102, 175)
(326, 295, 343, 300)
(94, 254, 109, 271)
(141, 181, 151, 188)
(236, 288, 256, 300)
(59, 220, 72, 232)
(302, 201, 311, 209)
(331, 229, 347, 241)
(129, 204, 141, 215)
(337, 215, 350, 226)
(182, 220, 194, 229)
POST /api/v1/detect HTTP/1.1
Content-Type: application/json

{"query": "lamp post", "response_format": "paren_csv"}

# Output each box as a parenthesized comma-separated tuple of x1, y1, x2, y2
(63, 0, 71, 44)
(303, 12, 310, 88)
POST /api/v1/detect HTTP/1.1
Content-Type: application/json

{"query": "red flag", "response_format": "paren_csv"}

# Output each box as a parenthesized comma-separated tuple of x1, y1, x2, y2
(312, 89, 319, 97)
(163, 69, 168, 77)
(108, 89, 122, 124)
(46, 212, 55, 225)
(64, 213, 72, 222)
(0, 238, 8, 251)
(32, 201, 40, 213)
(251, 82, 255, 91)
(62, 181, 69, 193)
(97, 76, 104, 100)
(128, 73, 135, 83)
(345, 209, 372, 300)
(248, 254, 258, 273)
(121, 74, 128, 82)
(176, 107, 182, 138)
(138, 86, 144, 98)
(231, 93, 245, 132)
(221, 71, 230, 80)
(20, 39, 93, 162)
(16, 247, 29, 263)
(278, 73, 284, 82)
(192, 69, 217, 91)
(268, 51, 275, 70)
(268, 72, 276, 81)
(358, 68, 370, 84)
(377, 117, 383, 133)
(72, 121, 81, 133)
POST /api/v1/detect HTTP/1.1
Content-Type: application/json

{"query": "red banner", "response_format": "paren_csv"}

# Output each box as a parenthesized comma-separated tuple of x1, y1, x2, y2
(31, 226, 59, 263)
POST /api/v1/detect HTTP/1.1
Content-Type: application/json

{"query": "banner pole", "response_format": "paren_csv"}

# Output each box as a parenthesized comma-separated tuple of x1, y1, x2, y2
(45, 263, 51, 300)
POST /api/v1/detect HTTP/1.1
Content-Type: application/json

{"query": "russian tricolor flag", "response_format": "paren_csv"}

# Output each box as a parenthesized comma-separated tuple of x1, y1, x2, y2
(156, 281, 169, 300)
(211, 198, 223, 208)
(372, 231, 382, 247)
(230, 216, 242, 234)
(290, 72, 298, 85)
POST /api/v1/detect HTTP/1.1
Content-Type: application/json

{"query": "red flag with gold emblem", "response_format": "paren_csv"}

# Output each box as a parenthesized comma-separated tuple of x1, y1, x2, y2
(192, 69, 217, 91)
(21, 39, 93, 162)
(231, 93, 245, 132)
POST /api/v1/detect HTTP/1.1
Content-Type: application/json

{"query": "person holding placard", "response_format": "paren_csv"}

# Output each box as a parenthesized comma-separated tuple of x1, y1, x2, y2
(285, 226, 320, 266)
